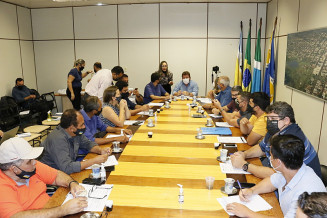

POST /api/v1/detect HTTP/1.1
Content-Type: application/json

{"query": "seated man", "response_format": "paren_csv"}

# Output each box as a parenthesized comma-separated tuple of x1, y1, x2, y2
(144, 72, 170, 104)
(239, 92, 270, 145)
(119, 74, 144, 105)
(40, 109, 111, 174)
(213, 91, 252, 127)
(226, 135, 326, 218)
(211, 86, 242, 112)
(0, 138, 87, 218)
(203, 76, 232, 109)
(115, 81, 149, 116)
(231, 101, 322, 179)
(172, 71, 199, 97)
(297, 192, 327, 217)
(85, 62, 112, 102)
(81, 96, 132, 145)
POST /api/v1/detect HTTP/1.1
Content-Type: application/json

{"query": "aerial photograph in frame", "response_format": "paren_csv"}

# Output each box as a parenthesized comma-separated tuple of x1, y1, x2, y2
(285, 27, 327, 101)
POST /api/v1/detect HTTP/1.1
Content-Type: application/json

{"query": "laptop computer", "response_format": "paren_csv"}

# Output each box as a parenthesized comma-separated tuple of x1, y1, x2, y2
(0, 126, 19, 145)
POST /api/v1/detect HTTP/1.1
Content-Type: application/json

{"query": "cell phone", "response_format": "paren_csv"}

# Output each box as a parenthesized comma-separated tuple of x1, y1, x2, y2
(223, 143, 237, 148)
(192, 114, 206, 118)
(233, 182, 255, 189)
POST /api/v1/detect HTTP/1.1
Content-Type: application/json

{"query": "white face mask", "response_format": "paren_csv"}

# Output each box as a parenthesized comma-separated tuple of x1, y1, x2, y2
(269, 156, 282, 174)
(183, 78, 190, 85)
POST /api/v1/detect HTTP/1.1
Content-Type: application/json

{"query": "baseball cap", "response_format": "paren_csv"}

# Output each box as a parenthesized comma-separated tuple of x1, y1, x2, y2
(0, 138, 44, 164)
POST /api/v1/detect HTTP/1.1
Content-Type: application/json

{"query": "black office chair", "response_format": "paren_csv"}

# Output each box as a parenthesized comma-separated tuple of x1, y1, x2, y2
(321, 165, 327, 188)
(41, 92, 58, 112)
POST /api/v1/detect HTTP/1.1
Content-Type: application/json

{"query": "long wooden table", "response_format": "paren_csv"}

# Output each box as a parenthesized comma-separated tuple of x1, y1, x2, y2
(45, 99, 283, 217)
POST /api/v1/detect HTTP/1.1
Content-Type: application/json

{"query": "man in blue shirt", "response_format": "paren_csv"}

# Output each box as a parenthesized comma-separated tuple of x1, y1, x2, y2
(12, 78, 36, 109)
(172, 71, 199, 97)
(81, 96, 131, 145)
(143, 72, 170, 104)
(226, 135, 326, 218)
(231, 101, 321, 179)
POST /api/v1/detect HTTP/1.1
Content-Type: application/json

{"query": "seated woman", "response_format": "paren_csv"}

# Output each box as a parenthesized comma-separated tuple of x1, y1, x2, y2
(100, 86, 130, 127)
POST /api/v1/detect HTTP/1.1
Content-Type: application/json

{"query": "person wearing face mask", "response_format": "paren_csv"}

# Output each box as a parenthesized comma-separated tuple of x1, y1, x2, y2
(226, 135, 326, 218)
(80, 96, 131, 146)
(231, 101, 321, 179)
(40, 109, 110, 174)
(172, 71, 199, 97)
(85, 62, 113, 102)
(0, 137, 89, 218)
(144, 72, 170, 104)
(156, 61, 173, 94)
(115, 81, 149, 116)
(213, 91, 252, 127)
(99, 86, 131, 127)
(210, 86, 242, 112)
(67, 59, 92, 110)
(239, 92, 270, 146)
(12, 78, 36, 109)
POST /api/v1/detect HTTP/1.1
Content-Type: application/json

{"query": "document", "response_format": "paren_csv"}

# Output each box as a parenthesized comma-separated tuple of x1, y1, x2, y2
(106, 134, 133, 141)
(86, 155, 118, 169)
(197, 98, 212, 104)
(220, 160, 250, 174)
(215, 122, 233, 128)
(217, 194, 272, 216)
(137, 111, 149, 116)
(16, 132, 31, 138)
(217, 136, 247, 144)
(209, 114, 223, 119)
(62, 184, 113, 212)
(19, 110, 30, 115)
(124, 120, 145, 126)
(148, 102, 164, 107)
(201, 127, 232, 135)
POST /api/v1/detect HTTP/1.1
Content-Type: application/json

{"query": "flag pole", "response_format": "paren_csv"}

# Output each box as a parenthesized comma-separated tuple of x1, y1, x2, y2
(240, 21, 243, 73)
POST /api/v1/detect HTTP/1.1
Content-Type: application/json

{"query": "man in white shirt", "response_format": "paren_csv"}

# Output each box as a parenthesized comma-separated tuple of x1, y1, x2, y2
(85, 62, 113, 102)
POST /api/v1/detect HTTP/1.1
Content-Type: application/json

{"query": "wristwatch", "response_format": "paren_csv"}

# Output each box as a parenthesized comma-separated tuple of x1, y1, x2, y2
(242, 162, 250, 172)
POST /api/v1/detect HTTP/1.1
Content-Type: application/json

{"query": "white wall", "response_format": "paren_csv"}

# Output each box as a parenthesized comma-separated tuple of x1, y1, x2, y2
(0, 2, 36, 97)
(31, 3, 266, 98)
(267, 0, 327, 165)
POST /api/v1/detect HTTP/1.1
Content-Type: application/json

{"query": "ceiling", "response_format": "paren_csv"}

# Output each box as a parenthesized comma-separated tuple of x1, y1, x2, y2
(2, 0, 270, 9)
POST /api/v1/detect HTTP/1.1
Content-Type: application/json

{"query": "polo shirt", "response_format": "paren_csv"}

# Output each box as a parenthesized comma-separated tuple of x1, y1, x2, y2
(172, 80, 199, 96)
(12, 85, 32, 109)
(259, 123, 321, 177)
(0, 161, 58, 218)
(85, 69, 113, 102)
(270, 164, 326, 218)
(215, 86, 232, 107)
(80, 109, 108, 142)
(249, 113, 267, 136)
(40, 125, 97, 174)
(68, 68, 82, 88)
(143, 82, 167, 104)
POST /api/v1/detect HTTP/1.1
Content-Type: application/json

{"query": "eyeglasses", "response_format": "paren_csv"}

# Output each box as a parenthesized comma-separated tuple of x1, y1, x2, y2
(235, 98, 244, 104)
(265, 116, 285, 121)
(88, 185, 112, 199)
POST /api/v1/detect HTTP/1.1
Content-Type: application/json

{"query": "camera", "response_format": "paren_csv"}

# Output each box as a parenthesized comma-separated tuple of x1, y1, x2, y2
(212, 66, 219, 72)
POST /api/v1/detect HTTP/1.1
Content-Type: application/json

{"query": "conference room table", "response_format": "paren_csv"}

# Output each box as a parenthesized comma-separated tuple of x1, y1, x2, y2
(45, 99, 283, 217)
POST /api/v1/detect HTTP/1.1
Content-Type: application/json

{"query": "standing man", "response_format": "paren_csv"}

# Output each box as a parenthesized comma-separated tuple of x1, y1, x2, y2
(40, 109, 111, 175)
(0, 138, 88, 218)
(144, 72, 170, 104)
(172, 71, 199, 97)
(85, 62, 112, 102)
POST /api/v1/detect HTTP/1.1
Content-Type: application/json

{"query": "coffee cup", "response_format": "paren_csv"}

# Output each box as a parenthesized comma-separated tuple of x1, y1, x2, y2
(91, 164, 101, 179)
(112, 141, 120, 152)
(149, 109, 154, 116)
(220, 149, 228, 161)
(224, 178, 235, 194)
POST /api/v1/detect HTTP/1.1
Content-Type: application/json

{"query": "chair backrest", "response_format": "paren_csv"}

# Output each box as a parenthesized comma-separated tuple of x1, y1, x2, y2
(41, 92, 58, 112)
(0, 96, 20, 131)
(321, 165, 327, 188)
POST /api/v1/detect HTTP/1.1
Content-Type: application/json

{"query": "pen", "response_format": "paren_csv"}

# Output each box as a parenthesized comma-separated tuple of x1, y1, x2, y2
(240, 137, 245, 143)
(237, 180, 244, 196)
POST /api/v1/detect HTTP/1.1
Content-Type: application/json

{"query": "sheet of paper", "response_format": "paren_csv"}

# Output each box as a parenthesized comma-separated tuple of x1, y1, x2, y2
(148, 103, 164, 107)
(106, 134, 133, 141)
(215, 122, 233, 128)
(209, 114, 223, 119)
(137, 111, 149, 116)
(123, 120, 145, 126)
(220, 160, 250, 174)
(62, 184, 113, 212)
(55, 112, 63, 115)
(16, 133, 31, 138)
(217, 194, 272, 216)
(217, 136, 247, 144)
(86, 155, 118, 169)
(197, 98, 212, 104)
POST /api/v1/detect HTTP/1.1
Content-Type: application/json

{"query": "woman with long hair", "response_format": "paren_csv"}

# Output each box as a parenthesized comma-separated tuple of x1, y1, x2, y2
(155, 61, 173, 94)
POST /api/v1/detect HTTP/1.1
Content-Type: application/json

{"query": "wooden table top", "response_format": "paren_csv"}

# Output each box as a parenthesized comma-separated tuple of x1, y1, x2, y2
(45, 99, 283, 218)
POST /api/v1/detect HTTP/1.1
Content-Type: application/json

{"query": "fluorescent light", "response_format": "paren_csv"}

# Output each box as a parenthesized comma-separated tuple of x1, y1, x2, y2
(96, 2, 104, 5)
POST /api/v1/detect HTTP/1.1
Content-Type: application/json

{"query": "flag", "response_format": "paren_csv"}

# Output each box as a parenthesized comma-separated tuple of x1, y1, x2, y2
(251, 23, 262, 93)
(263, 31, 275, 103)
(242, 23, 251, 92)
(234, 28, 243, 86)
